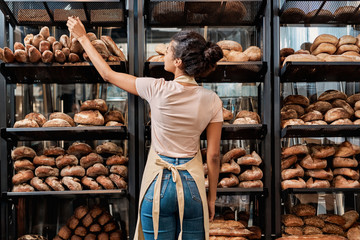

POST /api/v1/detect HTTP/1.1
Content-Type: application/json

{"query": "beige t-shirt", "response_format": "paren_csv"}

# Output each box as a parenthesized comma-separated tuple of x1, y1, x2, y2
(136, 77, 223, 158)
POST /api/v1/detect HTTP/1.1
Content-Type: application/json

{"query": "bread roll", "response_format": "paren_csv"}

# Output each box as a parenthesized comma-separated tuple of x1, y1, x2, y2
(59, 35, 71, 49)
(28, 46, 41, 63)
(89, 206, 103, 218)
(235, 110, 260, 122)
(96, 175, 115, 189)
(30, 177, 51, 191)
(332, 99, 354, 116)
(305, 168, 333, 180)
(87, 163, 109, 177)
(81, 176, 102, 190)
(342, 51, 360, 57)
(221, 148, 246, 164)
(35, 166, 59, 178)
(347, 226, 360, 240)
(70, 38, 83, 55)
(281, 8, 305, 23)
(306, 101, 331, 114)
(74, 110, 105, 126)
(80, 99, 108, 113)
(282, 105, 305, 116)
(305, 9, 333, 23)
(333, 175, 360, 188)
(55, 154, 78, 169)
(282, 214, 304, 227)
(11, 146, 36, 160)
(237, 151, 262, 166)
(43, 119, 71, 127)
(284, 95, 310, 107)
(110, 165, 127, 178)
(33, 155, 55, 166)
(24, 34, 34, 46)
(14, 49, 27, 63)
(25, 112, 47, 127)
(14, 119, 39, 128)
(284, 226, 303, 235)
(319, 90, 347, 102)
(312, 43, 337, 55)
(79, 153, 103, 168)
(347, 93, 360, 106)
(333, 168, 359, 180)
(324, 108, 351, 122)
(306, 178, 330, 188)
(300, 155, 327, 169)
(101, 36, 126, 61)
(41, 50, 53, 63)
(217, 40, 242, 52)
(311, 34, 338, 53)
(67, 142, 92, 158)
(281, 178, 306, 190)
(330, 118, 353, 125)
(62, 176, 82, 191)
(281, 155, 298, 170)
(3, 47, 14, 63)
(96, 142, 123, 156)
(67, 215, 80, 230)
(74, 205, 89, 219)
(32, 34, 44, 49)
(14, 159, 35, 171)
(58, 226, 72, 240)
(54, 50, 66, 63)
(52, 41, 63, 52)
(333, 157, 358, 168)
(304, 216, 325, 228)
(281, 164, 304, 180)
(49, 112, 75, 127)
(68, 53, 80, 63)
(281, 109, 298, 120)
(43, 146, 65, 157)
(12, 170, 34, 184)
(47, 36, 56, 46)
(337, 35, 356, 47)
(39, 40, 51, 53)
(303, 226, 322, 235)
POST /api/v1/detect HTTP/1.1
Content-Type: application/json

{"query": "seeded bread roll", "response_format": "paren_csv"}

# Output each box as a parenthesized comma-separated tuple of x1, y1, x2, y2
(74, 110, 104, 126)
(86, 163, 108, 177)
(80, 153, 103, 168)
(45, 177, 64, 191)
(106, 155, 128, 165)
(62, 176, 82, 191)
(67, 142, 92, 158)
(14, 119, 39, 128)
(49, 112, 75, 127)
(96, 142, 123, 156)
(14, 160, 35, 171)
(61, 165, 86, 177)
(12, 170, 34, 185)
(43, 119, 72, 127)
(81, 176, 102, 190)
(33, 155, 55, 166)
(30, 177, 51, 191)
(318, 90, 347, 101)
(56, 154, 79, 169)
(11, 146, 36, 161)
(12, 183, 34, 192)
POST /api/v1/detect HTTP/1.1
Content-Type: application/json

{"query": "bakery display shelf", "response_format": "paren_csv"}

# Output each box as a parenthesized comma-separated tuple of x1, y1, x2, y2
(1, 126, 128, 141)
(145, 124, 267, 140)
(3, 189, 127, 199)
(0, 62, 127, 84)
(282, 188, 360, 196)
(144, 61, 267, 83)
(280, 0, 360, 25)
(145, 0, 267, 27)
(280, 61, 360, 82)
(0, 0, 127, 27)
(281, 125, 360, 138)
(216, 187, 267, 196)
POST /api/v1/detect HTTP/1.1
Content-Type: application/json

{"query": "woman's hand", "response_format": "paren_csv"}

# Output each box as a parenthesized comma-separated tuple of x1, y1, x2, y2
(66, 17, 87, 39)
(208, 199, 215, 221)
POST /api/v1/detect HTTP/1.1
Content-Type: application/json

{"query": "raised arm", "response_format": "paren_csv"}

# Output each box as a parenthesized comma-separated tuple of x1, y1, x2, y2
(205, 121, 222, 221)
(67, 17, 138, 95)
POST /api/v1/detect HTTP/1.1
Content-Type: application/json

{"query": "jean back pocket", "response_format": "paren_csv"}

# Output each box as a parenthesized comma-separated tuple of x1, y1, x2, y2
(144, 174, 171, 202)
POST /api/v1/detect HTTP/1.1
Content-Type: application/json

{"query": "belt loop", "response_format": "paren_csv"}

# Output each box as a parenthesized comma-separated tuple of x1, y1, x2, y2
(175, 157, 179, 165)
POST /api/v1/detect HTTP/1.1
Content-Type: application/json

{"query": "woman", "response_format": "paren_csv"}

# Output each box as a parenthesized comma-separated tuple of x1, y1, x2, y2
(67, 17, 223, 240)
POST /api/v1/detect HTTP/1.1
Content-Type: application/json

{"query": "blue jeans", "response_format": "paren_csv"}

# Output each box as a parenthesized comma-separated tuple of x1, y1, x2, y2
(140, 155, 204, 240)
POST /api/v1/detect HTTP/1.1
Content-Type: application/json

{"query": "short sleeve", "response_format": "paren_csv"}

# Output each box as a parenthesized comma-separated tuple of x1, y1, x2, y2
(210, 95, 223, 123)
(135, 77, 164, 102)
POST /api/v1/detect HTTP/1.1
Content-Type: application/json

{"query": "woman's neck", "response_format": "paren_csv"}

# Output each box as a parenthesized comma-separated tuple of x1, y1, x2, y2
(174, 68, 187, 79)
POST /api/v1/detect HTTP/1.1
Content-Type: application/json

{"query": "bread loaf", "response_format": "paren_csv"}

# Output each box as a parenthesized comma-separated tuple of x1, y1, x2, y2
(284, 95, 310, 107)
(220, 159, 241, 174)
(43, 146, 65, 156)
(74, 110, 105, 126)
(54, 50, 66, 63)
(218, 174, 239, 188)
(292, 204, 316, 217)
(41, 50, 53, 63)
(310, 145, 335, 158)
(301, 110, 323, 122)
(305, 168, 333, 180)
(25, 112, 47, 127)
(33, 155, 55, 166)
(217, 40, 242, 52)
(24, 34, 34, 46)
(12, 170, 34, 184)
(239, 166, 263, 181)
(70, 38, 83, 55)
(324, 55, 354, 62)
(243, 46, 261, 61)
(312, 43, 337, 55)
(238, 180, 263, 188)
(221, 148, 246, 164)
(81, 99, 108, 113)
(56, 154, 79, 169)
(96, 142, 123, 156)
(35, 166, 59, 178)
(81, 176, 102, 190)
(333, 157, 358, 168)
(306, 178, 330, 188)
(11, 146, 36, 161)
(110, 165, 127, 178)
(14, 159, 35, 171)
(281, 155, 298, 170)
(39, 40, 51, 53)
(47, 36, 56, 46)
(92, 40, 111, 59)
(101, 36, 126, 61)
(281, 178, 306, 190)
(109, 173, 127, 189)
(104, 110, 125, 124)
(96, 175, 115, 189)
(282, 144, 309, 157)
(62, 176, 82, 191)
(32, 34, 44, 49)
(28, 46, 41, 63)
(237, 151, 262, 166)
(14, 49, 27, 63)
(336, 44, 359, 55)
(282, 105, 305, 116)
(67, 142, 92, 158)
(300, 155, 327, 169)
(3, 47, 15, 63)
(43, 119, 71, 127)
(311, 34, 338, 52)
(14, 119, 39, 128)
(333, 175, 360, 188)
(87, 163, 109, 177)
(282, 214, 304, 227)
(226, 51, 249, 62)
(12, 183, 34, 192)
(324, 108, 351, 122)
(30, 177, 51, 191)
(284, 226, 303, 235)
(331, 118, 353, 125)
(281, 164, 304, 180)
(305, 9, 333, 23)
(333, 168, 359, 180)
(61, 165, 86, 177)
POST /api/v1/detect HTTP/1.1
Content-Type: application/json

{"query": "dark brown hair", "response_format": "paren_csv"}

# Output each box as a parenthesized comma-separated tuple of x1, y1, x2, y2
(171, 31, 223, 77)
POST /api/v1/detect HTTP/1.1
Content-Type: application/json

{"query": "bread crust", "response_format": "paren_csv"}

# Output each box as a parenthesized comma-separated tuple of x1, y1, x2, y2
(80, 153, 103, 168)
(33, 155, 55, 166)
(43, 119, 72, 127)
(305, 168, 333, 180)
(67, 142, 93, 158)
(45, 177, 64, 191)
(96, 142, 123, 156)
(14, 119, 39, 128)
(12, 170, 34, 184)
(25, 112, 47, 127)
(292, 204, 316, 217)
(86, 163, 109, 177)
(56, 154, 79, 169)
(74, 110, 105, 126)
(14, 159, 35, 171)
(60, 165, 86, 177)
(324, 108, 351, 122)
(11, 146, 36, 160)
(217, 40, 242, 52)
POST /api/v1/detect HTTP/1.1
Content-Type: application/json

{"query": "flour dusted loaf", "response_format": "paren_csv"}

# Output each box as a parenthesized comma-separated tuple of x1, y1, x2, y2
(74, 110, 105, 126)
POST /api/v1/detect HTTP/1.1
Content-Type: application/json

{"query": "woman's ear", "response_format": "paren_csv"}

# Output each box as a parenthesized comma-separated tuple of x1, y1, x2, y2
(174, 58, 182, 68)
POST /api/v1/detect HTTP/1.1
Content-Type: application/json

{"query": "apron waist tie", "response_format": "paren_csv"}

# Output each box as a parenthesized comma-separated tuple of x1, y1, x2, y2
(153, 158, 189, 240)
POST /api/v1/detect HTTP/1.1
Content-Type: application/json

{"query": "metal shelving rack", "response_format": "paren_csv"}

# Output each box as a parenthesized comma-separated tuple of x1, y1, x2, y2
(273, 0, 360, 238)
(138, 0, 272, 238)
(0, 0, 138, 239)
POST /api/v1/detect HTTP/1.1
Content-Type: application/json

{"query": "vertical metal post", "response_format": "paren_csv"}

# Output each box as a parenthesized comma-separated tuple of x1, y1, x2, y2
(272, 0, 283, 237)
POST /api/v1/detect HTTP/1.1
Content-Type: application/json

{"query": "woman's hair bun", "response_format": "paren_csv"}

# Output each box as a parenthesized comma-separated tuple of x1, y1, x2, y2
(204, 42, 223, 65)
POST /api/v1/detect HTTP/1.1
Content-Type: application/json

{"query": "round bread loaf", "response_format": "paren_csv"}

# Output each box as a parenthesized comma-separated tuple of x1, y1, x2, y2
(226, 51, 249, 62)
(12, 170, 34, 184)
(96, 142, 123, 156)
(325, 108, 351, 122)
(104, 110, 125, 124)
(110, 165, 128, 178)
(305, 9, 333, 23)
(104, 222, 117, 232)
(56, 154, 79, 169)
(312, 43, 337, 55)
(282, 214, 304, 227)
(62, 176, 82, 191)
(281, 109, 298, 120)
(43, 119, 72, 127)
(306, 101, 332, 113)
(14, 119, 39, 128)
(217, 40, 242, 52)
(305, 168, 333, 180)
(281, 178, 306, 190)
(292, 204, 316, 217)
(243, 46, 261, 61)
(347, 93, 360, 106)
(303, 226, 323, 235)
(54, 49, 66, 63)
(281, 8, 305, 23)
(300, 110, 323, 122)
(39, 40, 50, 53)
(87, 163, 109, 177)
(109, 173, 127, 189)
(318, 90, 347, 101)
(67, 142, 93, 158)
(304, 216, 325, 228)
(49, 112, 75, 127)
(284, 226, 303, 236)
(70, 38, 83, 55)
(60, 165, 86, 177)
(74, 110, 105, 126)
(281, 119, 305, 128)
(24, 112, 46, 127)
(284, 95, 310, 107)
(45, 176, 64, 191)
(12, 183, 34, 192)
(41, 50, 53, 63)
(310, 34, 338, 52)
(306, 178, 330, 188)
(3, 47, 15, 63)
(80, 99, 108, 113)
(332, 99, 354, 116)
(152, 1, 185, 25)
(24, 34, 33, 46)
(35, 166, 59, 178)
(96, 175, 115, 189)
(33, 155, 55, 166)
(331, 118, 353, 125)
(235, 110, 260, 122)
(335, 141, 358, 157)
(14, 49, 27, 63)
(81, 176, 102, 190)
(43, 146, 65, 156)
(30, 177, 51, 191)
(80, 153, 103, 168)
(281, 105, 305, 116)
(336, 44, 359, 55)
(68, 53, 80, 63)
(106, 155, 128, 166)
(14, 159, 35, 171)
(11, 146, 36, 160)
(342, 51, 360, 57)
(335, 6, 356, 22)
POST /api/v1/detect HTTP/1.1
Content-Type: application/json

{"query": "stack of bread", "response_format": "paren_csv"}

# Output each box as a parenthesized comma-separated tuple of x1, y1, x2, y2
(222, 109, 261, 125)
(0, 26, 126, 64)
(210, 219, 261, 239)
(204, 147, 263, 188)
(282, 33, 360, 66)
(13, 99, 125, 128)
(281, 141, 360, 190)
(12, 141, 128, 192)
(54, 205, 123, 240)
(281, 5, 360, 24)
(280, 203, 360, 240)
(281, 90, 360, 128)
